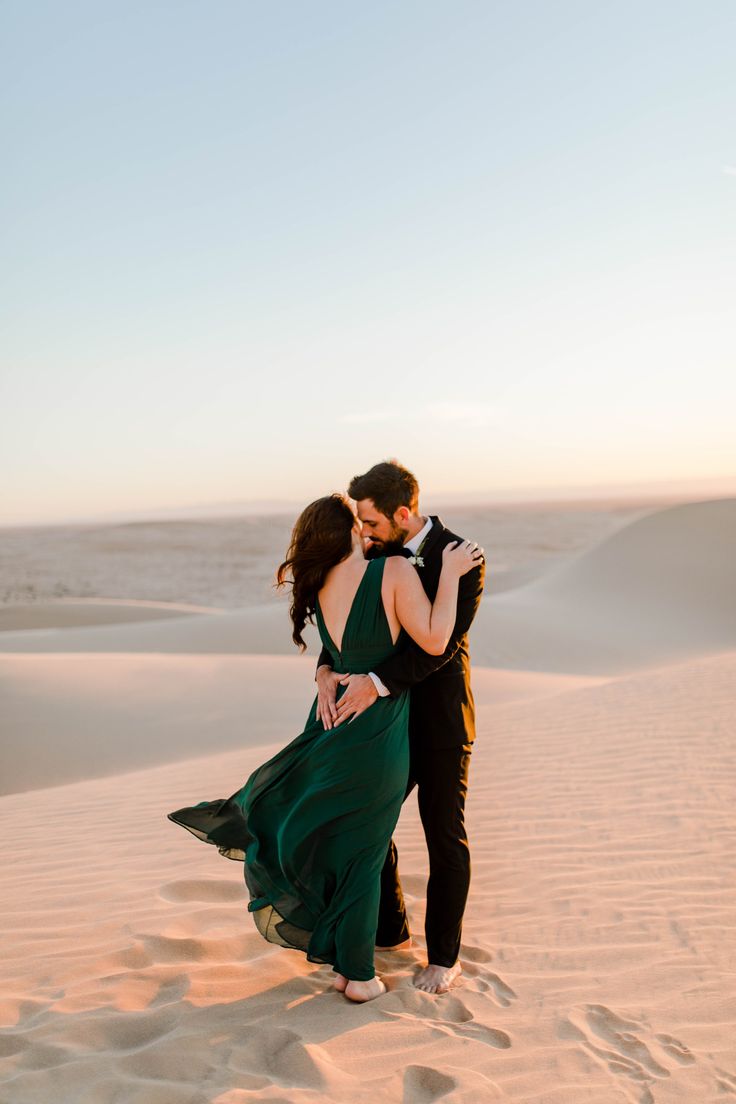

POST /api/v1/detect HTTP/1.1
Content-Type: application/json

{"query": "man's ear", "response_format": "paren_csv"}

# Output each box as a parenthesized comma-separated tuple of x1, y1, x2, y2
(395, 506, 410, 524)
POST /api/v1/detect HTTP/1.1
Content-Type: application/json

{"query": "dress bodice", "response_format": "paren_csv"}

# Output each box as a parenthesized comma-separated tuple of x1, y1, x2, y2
(314, 557, 401, 675)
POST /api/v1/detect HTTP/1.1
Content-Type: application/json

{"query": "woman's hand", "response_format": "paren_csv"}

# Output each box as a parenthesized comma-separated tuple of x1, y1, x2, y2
(442, 539, 484, 576)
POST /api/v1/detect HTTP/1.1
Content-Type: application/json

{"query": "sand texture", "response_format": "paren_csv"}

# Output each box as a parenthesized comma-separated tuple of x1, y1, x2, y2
(1, 497, 734, 1102)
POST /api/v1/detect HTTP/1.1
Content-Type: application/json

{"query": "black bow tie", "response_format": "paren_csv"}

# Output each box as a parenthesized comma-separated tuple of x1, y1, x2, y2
(401, 547, 414, 558)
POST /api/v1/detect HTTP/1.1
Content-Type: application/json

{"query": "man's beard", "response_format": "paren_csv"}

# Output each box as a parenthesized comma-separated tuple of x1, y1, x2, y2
(367, 520, 410, 558)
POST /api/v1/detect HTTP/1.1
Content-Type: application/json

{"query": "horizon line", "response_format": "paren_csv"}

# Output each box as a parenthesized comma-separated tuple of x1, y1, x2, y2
(2, 474, 735, 531)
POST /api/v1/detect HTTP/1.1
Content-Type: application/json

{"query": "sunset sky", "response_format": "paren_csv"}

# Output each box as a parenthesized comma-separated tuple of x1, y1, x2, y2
(3, 1, 735, 525)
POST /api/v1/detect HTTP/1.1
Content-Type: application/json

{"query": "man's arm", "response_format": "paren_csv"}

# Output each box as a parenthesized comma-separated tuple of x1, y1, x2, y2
(316, 645, 333, 675)
(371, 558, 485, 697)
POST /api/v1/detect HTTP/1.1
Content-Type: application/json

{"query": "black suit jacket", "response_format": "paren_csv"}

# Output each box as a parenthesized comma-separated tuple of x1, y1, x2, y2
(316, 516, 485, 749)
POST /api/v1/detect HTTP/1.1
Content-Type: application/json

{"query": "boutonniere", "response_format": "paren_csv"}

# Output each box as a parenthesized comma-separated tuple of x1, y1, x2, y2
(406, 529, 430, 568)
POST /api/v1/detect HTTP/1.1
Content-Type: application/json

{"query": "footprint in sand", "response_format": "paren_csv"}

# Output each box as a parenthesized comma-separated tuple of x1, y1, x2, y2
(55, 1006, 180, 1053)
(158, 878, 243, 903)
(229, 1025, 332, 1091)
(147, 973, 191, 1007)
(460, 942, 518, 1007)
(654, 1032, 695, 1065)
(403, 1064, 457, 1102)
(565, 1003, 700, 1100)
(382, 989, 511, 1050)
(462, 966, 518, 1007)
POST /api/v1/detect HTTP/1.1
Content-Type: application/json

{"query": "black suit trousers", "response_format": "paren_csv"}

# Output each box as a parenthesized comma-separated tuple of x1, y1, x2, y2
(375, 740, 472, 967)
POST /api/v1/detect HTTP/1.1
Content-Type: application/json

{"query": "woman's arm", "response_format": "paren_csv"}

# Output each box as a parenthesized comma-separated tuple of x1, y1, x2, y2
(390, 541, 483, 654)
(373, 558, 484, 695)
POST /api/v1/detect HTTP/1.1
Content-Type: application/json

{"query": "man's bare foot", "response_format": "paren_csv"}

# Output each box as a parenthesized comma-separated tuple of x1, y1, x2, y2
(375, 937, 412, 951)
(333, 972, 348, 992)
(344, 977, 386, 1002)
(414, 962, 462, 993)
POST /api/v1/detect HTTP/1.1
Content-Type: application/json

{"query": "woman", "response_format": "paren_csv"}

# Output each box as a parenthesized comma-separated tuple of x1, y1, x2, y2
(168, 494, 482, 1002)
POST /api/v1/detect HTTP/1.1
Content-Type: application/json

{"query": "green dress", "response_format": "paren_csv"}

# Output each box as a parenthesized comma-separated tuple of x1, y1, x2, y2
(167, 556, 409, 981)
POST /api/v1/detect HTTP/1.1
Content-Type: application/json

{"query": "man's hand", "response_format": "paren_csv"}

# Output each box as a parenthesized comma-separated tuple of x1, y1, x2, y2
(316, 665, 342, 730)
(334, 673, 379, 727)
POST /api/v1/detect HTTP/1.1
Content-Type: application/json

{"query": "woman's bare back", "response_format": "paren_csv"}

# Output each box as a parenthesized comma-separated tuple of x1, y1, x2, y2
(317, 559, 372, 654)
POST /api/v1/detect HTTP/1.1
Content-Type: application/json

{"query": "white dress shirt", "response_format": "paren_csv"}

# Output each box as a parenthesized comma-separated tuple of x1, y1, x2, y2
(368, 516, 434, 698)
(404, 515, 434, 557)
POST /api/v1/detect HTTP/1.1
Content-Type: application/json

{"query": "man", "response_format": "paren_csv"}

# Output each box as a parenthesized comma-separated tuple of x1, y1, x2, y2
(316, 460, 485, 993)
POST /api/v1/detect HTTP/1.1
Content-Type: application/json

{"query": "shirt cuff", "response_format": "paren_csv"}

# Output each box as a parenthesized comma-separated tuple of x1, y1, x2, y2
(368, 672, 390, 698)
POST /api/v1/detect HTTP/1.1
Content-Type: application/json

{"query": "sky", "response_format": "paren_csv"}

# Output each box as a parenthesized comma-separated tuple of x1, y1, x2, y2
(2, 1, 735, 525)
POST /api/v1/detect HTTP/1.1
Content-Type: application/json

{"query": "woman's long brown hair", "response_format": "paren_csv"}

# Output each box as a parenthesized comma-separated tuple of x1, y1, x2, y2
(276, 493, 356, 650)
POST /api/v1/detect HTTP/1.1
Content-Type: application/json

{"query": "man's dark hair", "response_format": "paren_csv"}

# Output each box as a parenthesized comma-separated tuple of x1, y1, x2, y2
(348, 460, 420, 519)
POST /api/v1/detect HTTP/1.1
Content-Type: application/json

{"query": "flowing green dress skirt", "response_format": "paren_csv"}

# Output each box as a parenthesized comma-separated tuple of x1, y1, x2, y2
(168, 557, 409, 981)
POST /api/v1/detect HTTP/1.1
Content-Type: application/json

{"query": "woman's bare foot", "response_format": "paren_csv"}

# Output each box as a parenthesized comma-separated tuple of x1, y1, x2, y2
(375, 937, 412, 951)
(414, 962, 462, 993)
(333, 972, 348, 992)
(344, 976, 386, 1002)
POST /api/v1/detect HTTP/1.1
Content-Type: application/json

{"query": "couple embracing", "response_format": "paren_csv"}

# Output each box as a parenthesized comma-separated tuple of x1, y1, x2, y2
(168, 460, 485, 1003)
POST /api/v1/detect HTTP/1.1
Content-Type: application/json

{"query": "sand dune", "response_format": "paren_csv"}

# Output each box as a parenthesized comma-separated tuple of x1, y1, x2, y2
(472, 497, 736, 673)
(0, 600, 302, 656)
(1, 497, 733, 1101)
(0, 599, 225, 633)
(1, 649, 734, 1102)
(0, 654, 603, 796)
(0, 654, 314, 796)
(3, 499, 733, 681)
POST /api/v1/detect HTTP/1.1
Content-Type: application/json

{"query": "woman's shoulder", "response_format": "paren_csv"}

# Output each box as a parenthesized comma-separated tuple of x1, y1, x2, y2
(382, 555, 411, 581)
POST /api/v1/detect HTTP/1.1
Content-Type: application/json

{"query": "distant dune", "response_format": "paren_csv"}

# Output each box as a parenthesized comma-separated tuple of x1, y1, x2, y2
(0, 598, 224, 632)
(3, 498, 733, 679)
(0, 600, 300, 655)
(472, 497, 736, 673)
